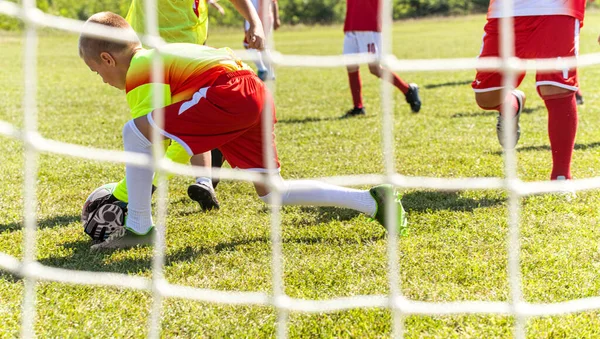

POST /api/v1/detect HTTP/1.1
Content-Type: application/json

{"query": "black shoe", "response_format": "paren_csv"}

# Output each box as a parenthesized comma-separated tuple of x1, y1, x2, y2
(341, 107, 366, 118)
(188, 183, 220, 211)
(576, 91, 584, 105)
(405, 83, 421, 113)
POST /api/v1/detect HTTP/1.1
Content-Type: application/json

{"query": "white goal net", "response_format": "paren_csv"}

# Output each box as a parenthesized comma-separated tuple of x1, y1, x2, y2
(1, 0, 600, 338)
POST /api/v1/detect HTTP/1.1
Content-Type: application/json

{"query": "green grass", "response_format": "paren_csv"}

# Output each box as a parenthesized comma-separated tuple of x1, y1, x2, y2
(2, 12, 600, 338)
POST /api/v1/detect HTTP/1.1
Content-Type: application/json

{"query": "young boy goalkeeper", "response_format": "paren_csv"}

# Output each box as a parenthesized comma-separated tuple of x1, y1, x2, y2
(79, 12, 407, 250)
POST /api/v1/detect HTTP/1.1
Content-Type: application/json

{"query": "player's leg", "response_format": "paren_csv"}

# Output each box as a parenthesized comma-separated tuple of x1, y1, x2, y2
(216, 76, 407, 234)
(368, 63, 421, 113)
(188, 150, 220, 211)
(342, 32, 365, 118)
(534, 15, 581, 180)
(210, 148, 224, 188)
(91, 118, 158, 250)
(538, 85, 577, 180)
(575, 88, 584, 105)
(254, 177, 407, 234)
(359, 32, 420, 113)
(472, 18, 527, 149)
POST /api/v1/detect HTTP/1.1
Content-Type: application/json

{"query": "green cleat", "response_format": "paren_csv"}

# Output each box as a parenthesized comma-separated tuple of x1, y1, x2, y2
(91, 225, 155, 250)
(369, 184, 408, 236)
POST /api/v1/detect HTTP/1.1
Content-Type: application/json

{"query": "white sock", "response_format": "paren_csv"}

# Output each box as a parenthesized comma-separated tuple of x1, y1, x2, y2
(259, 179, 377, 217)
(196, 177, 214, 190)
(252, 49, 267, 72)
(122, 120, 154, 234)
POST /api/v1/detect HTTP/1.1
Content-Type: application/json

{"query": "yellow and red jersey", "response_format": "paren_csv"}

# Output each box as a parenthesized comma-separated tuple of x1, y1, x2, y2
(112, 44, 250, 203)
(487, 0, 586, 22)
(125, 43, 249, 118)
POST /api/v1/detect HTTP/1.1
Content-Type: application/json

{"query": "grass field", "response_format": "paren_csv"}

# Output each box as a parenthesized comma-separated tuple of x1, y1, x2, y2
(2, 12, 600, 338)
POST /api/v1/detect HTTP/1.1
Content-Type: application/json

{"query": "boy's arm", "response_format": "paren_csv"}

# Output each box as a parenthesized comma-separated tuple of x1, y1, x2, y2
(272, 0, 280, 30)
(229, 0, 265, 50)
(208, 0, 226, 15)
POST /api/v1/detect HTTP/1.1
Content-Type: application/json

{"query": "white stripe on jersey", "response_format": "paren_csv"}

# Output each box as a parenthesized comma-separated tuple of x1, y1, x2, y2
(488, 0, 580, 19)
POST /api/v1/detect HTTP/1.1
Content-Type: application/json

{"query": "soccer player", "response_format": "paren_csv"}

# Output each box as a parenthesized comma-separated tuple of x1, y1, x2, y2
(79, 12, 408, 250)
(243, 0, 280, 80)
(472, 0, 587, 181)
(117, 0, 267, 211)
(342, 0, 421, 118)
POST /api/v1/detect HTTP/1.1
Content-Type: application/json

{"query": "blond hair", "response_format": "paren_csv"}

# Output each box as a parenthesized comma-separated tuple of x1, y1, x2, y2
(78, 12, 141, 61)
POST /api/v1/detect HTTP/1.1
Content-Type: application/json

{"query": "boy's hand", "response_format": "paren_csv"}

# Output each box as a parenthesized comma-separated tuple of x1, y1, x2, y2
(246, 23, 265, 50)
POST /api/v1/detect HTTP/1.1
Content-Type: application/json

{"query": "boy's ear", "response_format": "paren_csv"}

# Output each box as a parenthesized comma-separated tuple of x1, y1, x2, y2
(99, 52, 116, 67)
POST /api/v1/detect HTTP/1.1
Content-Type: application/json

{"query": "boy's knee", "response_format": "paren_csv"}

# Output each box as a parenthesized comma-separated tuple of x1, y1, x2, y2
(475, 90, 502, 110)
(122, 120, 151, 150)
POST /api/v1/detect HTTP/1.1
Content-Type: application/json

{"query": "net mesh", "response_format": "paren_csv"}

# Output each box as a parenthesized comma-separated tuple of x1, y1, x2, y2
(0, 0, 599, 338)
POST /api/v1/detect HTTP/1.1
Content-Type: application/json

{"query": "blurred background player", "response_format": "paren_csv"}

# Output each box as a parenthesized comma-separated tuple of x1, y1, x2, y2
(575, 88, 584, 105)
(243, 0, 280, 81)
(78, 12, 407, 249)
(116, 0, 266, 211)
(342, 0, 421, 118)
(472, 0, 587, 181)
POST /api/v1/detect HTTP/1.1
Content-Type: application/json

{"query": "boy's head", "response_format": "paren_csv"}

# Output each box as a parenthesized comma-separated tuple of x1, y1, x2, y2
(79, 12, 141, 90)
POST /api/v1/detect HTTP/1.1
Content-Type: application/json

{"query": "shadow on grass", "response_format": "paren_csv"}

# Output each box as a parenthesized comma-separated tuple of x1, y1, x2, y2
(277, 116, 345, 124)
(37, 229, 384, 275)
(424, 80, 472, 89)
(452, 106, 542, 118)
(402, 191, 504, 212)
(0, 270, 21, 283)
(491, 141, 600, 155)
(0, 214, 80, 234)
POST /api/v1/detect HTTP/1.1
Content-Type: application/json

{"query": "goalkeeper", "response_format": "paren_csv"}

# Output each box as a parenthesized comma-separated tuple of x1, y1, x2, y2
(108, 0, 266, 212)
(79, 12, 408, 250)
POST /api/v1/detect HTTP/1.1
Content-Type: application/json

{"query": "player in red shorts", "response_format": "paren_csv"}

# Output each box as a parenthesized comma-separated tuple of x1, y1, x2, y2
(78, 12, 408, 249)
(342, 0, 421, 118)
(472, 0, 587, 181)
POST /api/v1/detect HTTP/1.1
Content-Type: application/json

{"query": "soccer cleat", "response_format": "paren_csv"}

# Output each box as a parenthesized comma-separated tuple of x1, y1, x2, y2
(575, 90, 584, 105)
(187, 183, 220, 211)
(405, 83, 421, 113)
(341, 106, 366, 119)
(554, 175, 576, 201)
(90, 227, 154, 250)
(496, 89, 525, 149)
(369, 184, 408, 236)
(90, 226, 155, 250)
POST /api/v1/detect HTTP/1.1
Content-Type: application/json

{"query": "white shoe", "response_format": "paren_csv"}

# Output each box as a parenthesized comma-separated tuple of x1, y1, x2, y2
(554, 176, 576, 201)
(496, 89, 525, 149)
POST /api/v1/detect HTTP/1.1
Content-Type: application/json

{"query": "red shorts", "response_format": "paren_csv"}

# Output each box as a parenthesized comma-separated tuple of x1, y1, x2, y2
(148, 70, 280, 171)
(472, 15, 580, 94)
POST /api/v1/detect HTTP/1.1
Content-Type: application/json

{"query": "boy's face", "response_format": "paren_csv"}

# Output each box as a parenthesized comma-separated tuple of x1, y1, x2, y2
(84, 52, 127, 90)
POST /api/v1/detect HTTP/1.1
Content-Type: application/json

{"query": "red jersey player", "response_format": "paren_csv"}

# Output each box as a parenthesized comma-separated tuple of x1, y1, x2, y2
(472, 0, 587, 181)
(342, 0, 421, 118)
(78, 12, 408, 249)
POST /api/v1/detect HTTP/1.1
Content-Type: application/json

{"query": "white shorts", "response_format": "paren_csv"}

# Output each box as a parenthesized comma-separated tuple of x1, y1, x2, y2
(343, 31, 381, 55)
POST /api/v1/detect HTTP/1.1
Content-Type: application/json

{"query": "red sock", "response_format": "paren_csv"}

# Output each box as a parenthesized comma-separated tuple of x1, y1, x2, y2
(544, 92, 577, 180)
(347, 71, 363, 108)
(488, 92, 520, 117)
(390, 73, 409, 94)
